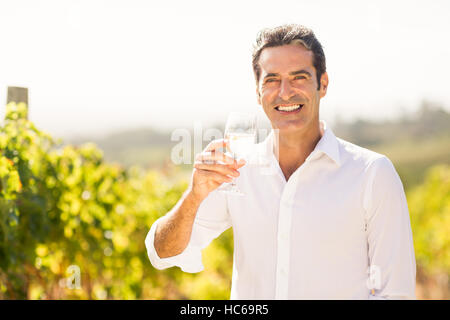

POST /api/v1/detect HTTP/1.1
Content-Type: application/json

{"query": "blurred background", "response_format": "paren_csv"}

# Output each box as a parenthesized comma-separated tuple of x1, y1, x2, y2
(0, 0, 449, 299)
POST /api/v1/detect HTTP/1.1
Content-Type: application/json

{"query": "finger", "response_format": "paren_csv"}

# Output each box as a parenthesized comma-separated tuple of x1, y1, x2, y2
(194, 162, 240, 177)
(229, 158, 246, 169)
(236, 158, 246, 168)
(204, 139, 228, 152)
(197, 169, 233, 183)
(195, 150, 235, 165)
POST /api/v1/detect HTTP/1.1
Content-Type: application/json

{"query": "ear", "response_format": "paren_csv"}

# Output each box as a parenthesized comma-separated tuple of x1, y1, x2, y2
(319, 72, 329, 98)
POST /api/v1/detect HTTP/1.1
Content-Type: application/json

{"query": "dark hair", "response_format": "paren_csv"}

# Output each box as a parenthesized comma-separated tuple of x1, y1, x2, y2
(252, 24, 326, 90)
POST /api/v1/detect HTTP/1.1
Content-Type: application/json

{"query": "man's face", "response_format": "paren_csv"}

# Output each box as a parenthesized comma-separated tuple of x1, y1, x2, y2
(256, 44, 328, 134)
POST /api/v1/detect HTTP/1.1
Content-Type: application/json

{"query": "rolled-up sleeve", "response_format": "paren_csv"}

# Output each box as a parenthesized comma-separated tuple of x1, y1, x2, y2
(145, 189, 232, 273)
(364, 156, 416, 299)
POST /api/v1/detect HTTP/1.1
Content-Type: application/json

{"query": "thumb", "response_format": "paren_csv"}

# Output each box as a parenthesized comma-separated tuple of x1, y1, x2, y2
(236, 158, 246, 168)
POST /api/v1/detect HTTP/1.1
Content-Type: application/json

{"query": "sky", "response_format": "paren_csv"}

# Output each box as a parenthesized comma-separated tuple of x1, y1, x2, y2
(0, 0, 449, 139)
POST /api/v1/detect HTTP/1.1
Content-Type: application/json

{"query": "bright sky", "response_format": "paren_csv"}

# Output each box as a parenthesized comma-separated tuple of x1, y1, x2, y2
(1, 0, 449, 138)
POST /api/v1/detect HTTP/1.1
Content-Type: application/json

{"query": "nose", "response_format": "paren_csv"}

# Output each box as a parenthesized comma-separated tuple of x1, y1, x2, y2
(278, 79, 295, 101)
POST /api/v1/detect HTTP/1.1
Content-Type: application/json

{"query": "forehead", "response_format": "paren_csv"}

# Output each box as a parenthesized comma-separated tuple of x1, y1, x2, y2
(258, 44, 314, 76)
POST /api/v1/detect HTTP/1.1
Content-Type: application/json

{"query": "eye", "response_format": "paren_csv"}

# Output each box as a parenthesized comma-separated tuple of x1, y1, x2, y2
(265, 78, 278, 83)
(294, 75, 306, 80)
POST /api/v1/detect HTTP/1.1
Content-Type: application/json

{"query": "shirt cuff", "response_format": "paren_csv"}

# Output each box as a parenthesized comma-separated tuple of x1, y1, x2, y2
(145, 218, 204, 273)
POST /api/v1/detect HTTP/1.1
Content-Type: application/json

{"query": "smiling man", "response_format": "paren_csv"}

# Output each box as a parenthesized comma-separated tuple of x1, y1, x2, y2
(255, 39, 328, 181)
(145, 24, 416, 299)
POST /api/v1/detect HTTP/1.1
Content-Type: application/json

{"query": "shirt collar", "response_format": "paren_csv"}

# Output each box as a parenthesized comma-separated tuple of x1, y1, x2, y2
(263, 120, 341, 167)
(314, 120, 341, 166)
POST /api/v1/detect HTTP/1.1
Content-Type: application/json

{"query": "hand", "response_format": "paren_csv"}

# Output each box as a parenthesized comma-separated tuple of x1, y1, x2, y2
(189, 139, 246, 202)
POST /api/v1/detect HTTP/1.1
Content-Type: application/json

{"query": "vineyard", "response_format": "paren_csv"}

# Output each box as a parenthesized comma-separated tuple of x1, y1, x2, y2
(0, 102, 233, 299)
(0, 102, 449, 299)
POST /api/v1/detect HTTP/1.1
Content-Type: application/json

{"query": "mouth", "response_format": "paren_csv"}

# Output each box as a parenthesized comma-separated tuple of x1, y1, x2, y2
(274, 104, 304, 114)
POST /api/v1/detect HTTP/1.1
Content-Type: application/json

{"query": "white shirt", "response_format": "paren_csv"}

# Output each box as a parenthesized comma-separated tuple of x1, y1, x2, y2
(145, 121, 416, 300)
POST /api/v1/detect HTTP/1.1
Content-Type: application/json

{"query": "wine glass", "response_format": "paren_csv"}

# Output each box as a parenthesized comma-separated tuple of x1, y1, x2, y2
(217, 112, 257, 196)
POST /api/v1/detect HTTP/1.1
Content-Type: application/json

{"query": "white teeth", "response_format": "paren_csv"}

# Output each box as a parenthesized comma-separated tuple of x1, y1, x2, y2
(277, 104, 301, 111)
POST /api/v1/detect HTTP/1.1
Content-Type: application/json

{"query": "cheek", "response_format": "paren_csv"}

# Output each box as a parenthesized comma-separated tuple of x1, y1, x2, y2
(261, 95, 274, 111)
(260, 87, 276, 103)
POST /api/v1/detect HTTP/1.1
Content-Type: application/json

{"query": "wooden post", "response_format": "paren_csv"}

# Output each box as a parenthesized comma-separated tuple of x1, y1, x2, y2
(7, 86, 28, 105)
(6, 86, 28, 119)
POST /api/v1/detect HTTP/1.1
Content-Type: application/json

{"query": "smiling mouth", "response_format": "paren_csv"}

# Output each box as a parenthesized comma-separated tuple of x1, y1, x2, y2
(274, 104, 304, 112)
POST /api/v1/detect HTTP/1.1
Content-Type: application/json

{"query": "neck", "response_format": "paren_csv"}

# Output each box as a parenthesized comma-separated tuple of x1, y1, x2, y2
(273, 121, 323, 180)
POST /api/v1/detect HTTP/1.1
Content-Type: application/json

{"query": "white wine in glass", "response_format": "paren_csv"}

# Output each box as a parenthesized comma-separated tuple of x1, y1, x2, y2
(218, 112, 257, 196)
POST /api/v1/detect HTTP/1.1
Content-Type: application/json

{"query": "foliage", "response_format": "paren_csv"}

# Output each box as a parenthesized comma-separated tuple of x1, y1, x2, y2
(0, 102, 232, 299)
(1, 102, 448, 300)
(408, 165, 450, 276)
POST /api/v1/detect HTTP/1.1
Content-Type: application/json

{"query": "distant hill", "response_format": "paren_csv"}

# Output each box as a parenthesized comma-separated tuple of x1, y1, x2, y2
(333, 100, 450, 147)
(66, 122, 229, 170)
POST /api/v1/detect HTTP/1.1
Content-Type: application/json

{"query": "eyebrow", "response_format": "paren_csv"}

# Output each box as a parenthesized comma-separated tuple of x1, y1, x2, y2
(263, 69, 312, 79)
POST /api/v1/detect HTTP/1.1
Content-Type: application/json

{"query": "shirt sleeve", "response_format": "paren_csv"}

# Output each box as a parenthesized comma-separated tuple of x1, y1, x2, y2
(145, 189, 232, 273)
(363, 156, 417, 300)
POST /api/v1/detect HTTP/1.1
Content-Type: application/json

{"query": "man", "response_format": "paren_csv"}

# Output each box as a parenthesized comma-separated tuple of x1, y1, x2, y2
(145, 24, 416, 299)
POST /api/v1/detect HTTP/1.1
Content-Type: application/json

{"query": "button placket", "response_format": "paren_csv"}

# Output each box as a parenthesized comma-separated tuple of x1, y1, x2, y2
(275, 177, 296, 299)
(274, 163, 307, 299)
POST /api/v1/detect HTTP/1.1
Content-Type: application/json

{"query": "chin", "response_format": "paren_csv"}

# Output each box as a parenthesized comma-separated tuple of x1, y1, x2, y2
(272, 118, 308, 132)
